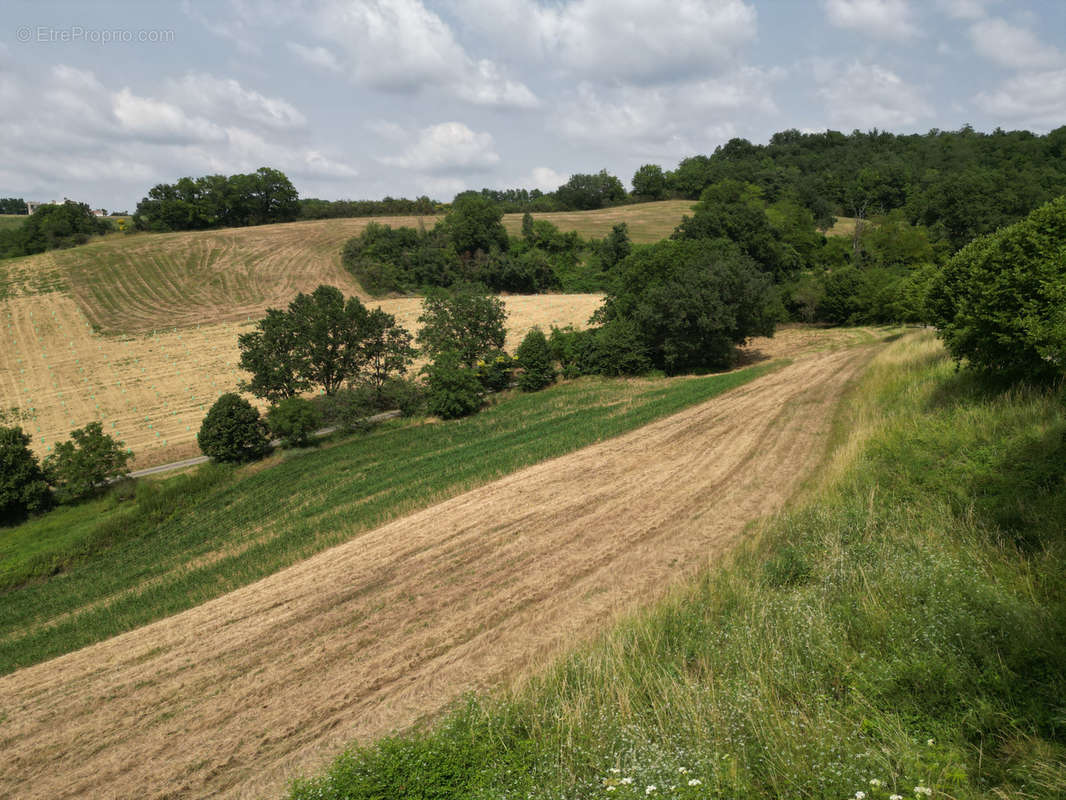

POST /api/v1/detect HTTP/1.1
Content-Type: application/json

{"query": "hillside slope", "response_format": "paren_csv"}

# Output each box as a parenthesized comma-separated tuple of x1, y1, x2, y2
(0, 337, 876, 800)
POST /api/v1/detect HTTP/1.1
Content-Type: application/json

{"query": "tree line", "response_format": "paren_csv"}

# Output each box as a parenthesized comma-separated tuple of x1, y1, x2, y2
(0, 201, 113, 259)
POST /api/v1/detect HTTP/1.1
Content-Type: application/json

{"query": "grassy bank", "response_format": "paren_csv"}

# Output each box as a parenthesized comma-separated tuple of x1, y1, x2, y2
(288, 332, 1066, 800)
(0, 360, 781, 674)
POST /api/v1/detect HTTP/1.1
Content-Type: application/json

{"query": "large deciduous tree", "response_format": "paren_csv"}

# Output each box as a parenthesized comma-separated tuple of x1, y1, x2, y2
(239, 286, 415, 399)
(417, 284, 507, 368)
(0, 426, 52, 523)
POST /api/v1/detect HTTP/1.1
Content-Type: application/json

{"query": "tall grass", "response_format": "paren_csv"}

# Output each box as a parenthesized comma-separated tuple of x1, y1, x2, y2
(289, 332, 1066, 800)
(0, 361, 780, 674)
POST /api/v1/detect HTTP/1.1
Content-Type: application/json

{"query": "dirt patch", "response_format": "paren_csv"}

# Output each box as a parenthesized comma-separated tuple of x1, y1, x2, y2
(0, 342, 876, 799)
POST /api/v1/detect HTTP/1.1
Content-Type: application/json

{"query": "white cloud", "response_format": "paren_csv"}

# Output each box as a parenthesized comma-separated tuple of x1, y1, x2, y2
(974, 68, 1066, 128)
(452, 0, 757, 85)
(285, 42, 343, 73)
(381, 122, 500, 172)
(968, 18, 1064, 70)
(166, 73, 307, 130)
(822, 0, 919, 41)
(299, 0, 538, 108)
(555, 68, 782, 155)
(817, 62, 932, 128)
(526, 167, 569, 193)
(936, 0, 995, 19)
(0, 61, 358, 208)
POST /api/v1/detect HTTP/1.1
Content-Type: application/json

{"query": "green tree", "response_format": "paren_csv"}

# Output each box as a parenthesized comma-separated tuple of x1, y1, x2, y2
(239, 286, 392, 399)
(516, 328, 555, 391)
(555, 170, 626, 210)
(417, 284, 507, 367)
(422, 350, 483, 419)
(43, 422, 132, 504)
(927, 195, 1066, 381)
(599, 238, 777, 373)
(632, 164, 668, 199)
(0, 426, 52, 523)
(598, 222, 632, 270)
(360, 308, 417, 397)
(197, 393, 271, 462)
(266, 397, 322, 448)
(442, 193, 509, 257)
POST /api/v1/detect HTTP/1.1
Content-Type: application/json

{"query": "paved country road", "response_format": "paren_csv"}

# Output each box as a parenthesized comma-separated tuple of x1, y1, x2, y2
(1, 342, 877, 800)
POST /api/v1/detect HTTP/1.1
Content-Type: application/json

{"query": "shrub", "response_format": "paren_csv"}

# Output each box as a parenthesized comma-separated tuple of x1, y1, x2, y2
(0, 426, 52, 523)
(927, 195, 1066, 381)
(477, 350, 515, 393)
(315, 388, 377, 433)
(266, 397, 322, 448)
(423, 351, 483, 419)
(417, 284, 508, 367)
(197, 393, 271, 463)
(516, 328, 555, 391)
(377, 376, 426, 417)
(43, 422, 132, 504)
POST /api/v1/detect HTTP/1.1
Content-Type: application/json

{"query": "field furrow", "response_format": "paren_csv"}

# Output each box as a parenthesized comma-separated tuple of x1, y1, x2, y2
(0, 342, 874, 800)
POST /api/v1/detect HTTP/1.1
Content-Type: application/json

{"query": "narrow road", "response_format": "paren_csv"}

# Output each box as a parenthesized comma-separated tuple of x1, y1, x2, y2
(1, 344, 875, 800)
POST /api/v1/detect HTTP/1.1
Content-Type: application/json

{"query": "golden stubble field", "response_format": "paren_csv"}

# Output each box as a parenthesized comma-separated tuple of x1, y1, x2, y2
(0, 291, 602, 468)
(0, 202, 696, 467)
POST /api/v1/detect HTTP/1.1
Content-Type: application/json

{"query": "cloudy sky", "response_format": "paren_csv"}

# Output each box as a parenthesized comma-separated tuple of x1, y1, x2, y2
(1, 0, 1064, 211)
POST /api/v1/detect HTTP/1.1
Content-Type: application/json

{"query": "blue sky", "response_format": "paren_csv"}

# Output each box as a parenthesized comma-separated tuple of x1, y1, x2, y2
(1, 0, 1064, 211)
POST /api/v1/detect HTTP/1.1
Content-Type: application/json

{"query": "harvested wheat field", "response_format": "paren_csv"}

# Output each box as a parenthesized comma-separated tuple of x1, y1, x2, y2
(0, 340, 877, 800)
(0, 290, 601, 467)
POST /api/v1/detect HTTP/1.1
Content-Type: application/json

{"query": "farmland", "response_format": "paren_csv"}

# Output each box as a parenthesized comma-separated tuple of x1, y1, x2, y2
(0, 327, 880, 799)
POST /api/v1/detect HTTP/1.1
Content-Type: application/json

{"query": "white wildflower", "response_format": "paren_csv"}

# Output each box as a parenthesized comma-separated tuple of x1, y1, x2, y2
(645, 786, 657, 795)
(926, 738, 935, 746)
(606, 788, 616, 793)
(915, 785, 933, 796)
(620, 777, 634, 785)
(688, 778, 702, 786)
(856, 792, 867, 799)
(609, 767, 621, 774)
(677, 767, 689, 774)
(870, 779, 883, 787)
(890, 795, 903, 800)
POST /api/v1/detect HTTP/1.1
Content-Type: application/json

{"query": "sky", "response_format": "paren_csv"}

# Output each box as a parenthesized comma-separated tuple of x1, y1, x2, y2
(1, 0, 1064, 212)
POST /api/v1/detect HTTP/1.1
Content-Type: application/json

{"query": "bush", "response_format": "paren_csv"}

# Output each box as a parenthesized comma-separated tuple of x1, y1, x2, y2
(43, 422, 132, 504)
(0, 426, 52, 523)
(516, 328, 555, 391)
(197, 393, 271, 463)
(377, 376, 426, 417)
(600, 238, 777, 373)
(315, 388, 377, 433)
(423, 351, 483, 419)
(927, 195, 1066, 381)
(476, 350, 515, 393)
(266, 397, 322, 448)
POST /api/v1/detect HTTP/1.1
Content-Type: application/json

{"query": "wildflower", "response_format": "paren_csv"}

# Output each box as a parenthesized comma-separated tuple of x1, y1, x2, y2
(606, 788, 616, 793)
(914, 786, 933, 796)
(926, 738, 935, 746)
(621, 777, 634, 785)
(646, 786, 657, 795)
(870, 779, 883, 788)
(677, 767, 689, 774)
(688, 778, 702, 786)
(890, 795, 903, 800)
(609, 768, 621, 774)
(856, 792, 866, 799)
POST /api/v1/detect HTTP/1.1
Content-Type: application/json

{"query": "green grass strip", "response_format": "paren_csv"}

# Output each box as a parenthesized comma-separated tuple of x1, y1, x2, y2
(0, 361, 781, 674)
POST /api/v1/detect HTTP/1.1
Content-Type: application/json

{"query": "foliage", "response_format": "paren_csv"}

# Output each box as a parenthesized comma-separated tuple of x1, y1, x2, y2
(598, 222, 632, 270)
(631, 164, 669, 199)
(43, 422, 132, 504)
(600, 238, 777, 373)
(0, 426, 52, 524)
(240, 286, 410, 399)
(0, 198, 28, 215)
(286, 334, 1066, 800)
(442, 192, 509, 257)
(477, 350, 516, 393)
(197, 393, 271, 463)
(0, 201, 111, 258)
(298, 195, 438, 220)
(417, 284, 508, 367)
(0, 362, 778, 673)
(342, 222, 457, 295)
(555, 170, 627, 210)
(266, 397, 322, 448)
(423, 351, 483, 419)
(359, 308, 417, 396)
(516, 328, 555, 392)
(928, 195, 1066, 381)
(133, 167, 299, 231)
